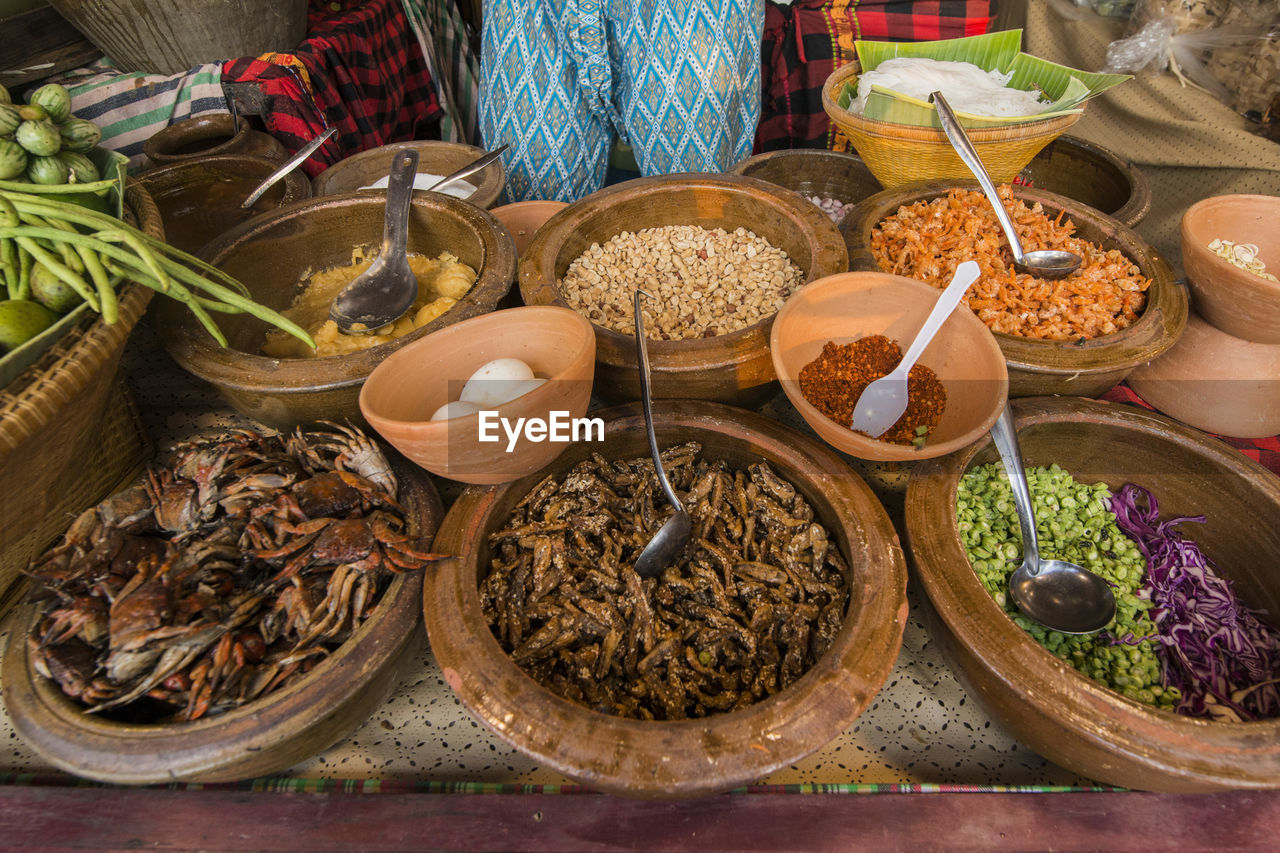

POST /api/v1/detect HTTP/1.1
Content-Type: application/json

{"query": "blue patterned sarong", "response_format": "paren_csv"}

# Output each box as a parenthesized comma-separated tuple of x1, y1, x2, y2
(479, 0, 763, 201)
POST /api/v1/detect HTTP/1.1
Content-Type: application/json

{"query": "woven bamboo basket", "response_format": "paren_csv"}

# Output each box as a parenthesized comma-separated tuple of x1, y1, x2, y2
(821, 62, 1082, 188)
(0, 182, 158, 610)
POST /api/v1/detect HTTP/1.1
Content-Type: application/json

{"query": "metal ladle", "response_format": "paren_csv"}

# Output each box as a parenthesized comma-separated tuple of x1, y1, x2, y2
(990, 403, 1116, 634)
(931, 92, 1082, 279)
(632, 290, 691, 579)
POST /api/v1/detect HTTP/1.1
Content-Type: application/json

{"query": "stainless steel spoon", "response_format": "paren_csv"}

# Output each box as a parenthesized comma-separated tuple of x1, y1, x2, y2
(422, 143, 509, 194)
(632, 290, 692, 579)
(931, 92, 1082, 279)
(990, 403, 1116, 634)
(240, 126, 337, 209)
(329, 148, 419, 334)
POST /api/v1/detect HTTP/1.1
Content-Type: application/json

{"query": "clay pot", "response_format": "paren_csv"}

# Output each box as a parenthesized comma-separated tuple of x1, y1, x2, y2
(1180, 193, 1280, 345)
(143, 114, 287, 166)
(311, 141, 506, 210)
(136, 154, 312, 255)
(906, 395, 1280, 792)
(770, 271, 1008, 462)
(154, 193, 517, 431)
(425, 400, 908, 798)
(727, 148, 881, 222)
(520, 173, 849, 407)
(360, 306, 596, 485)
(490, 200, 568, 258)
(1021, 135, 1151, 228)
(843, 181, 1187, 398)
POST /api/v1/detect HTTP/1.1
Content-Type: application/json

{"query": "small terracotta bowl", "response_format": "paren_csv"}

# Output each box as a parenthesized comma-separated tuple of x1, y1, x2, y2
(843, 181, 1187, 398)
(425, 400, 908, 797)
(770, 271, 1008, 462)
(1180, 193, 1280, 345)
(490, 200, 568, 258)
(359, 306, 596, 485)
(906, 396, 1280, 792)
(1127, 310, 1280, 439)
(311, 141, 506, 209)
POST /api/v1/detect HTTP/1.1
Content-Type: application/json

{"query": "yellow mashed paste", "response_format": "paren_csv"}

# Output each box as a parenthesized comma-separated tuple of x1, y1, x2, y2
(262, 248, 476, 358)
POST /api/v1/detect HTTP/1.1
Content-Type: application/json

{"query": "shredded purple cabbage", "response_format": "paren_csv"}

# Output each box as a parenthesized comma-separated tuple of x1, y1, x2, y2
(1110, 483, 1280, 721)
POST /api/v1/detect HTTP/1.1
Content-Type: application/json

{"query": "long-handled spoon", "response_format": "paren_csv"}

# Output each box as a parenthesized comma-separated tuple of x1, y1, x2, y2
(632, 290, 691, 579)
(850, 260, 981, 438)
(240, 126, 337, 209)
(931, 92, 1082, 279)
(990, 403, 1116, 634)
(422, 143, 509, 194)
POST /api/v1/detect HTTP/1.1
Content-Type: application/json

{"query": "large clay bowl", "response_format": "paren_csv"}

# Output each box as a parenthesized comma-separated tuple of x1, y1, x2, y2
(426, 400, 908, 798)
(727, 149, 881, 223)
(770, 271, 1008, 462)
(1022, 135, 1151, 228)
(1127, 310, 1280, 439)
(311, 141, 506, 209)
(136, 154, 312, 255)
(143, 114, 288, 165)
(905, 396, 1280, 792)
(1180, 193, 1280, 344)
(2, 456, 441, 785)
(843, 181, 1186, 398)
(154, 193, 516, 431)
(520, 174, 848, 406)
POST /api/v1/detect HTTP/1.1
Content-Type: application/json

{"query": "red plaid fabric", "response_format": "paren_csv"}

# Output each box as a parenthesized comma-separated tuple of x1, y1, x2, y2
(1103, 383, 1280, 477)
(222, 0, 443, 177)
(757, 0, 995, 152)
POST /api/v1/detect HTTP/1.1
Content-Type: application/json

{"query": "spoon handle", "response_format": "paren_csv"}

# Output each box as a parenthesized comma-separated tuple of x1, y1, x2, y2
(240, 126, 337, 209)
(989, 403, 1043, 574)
(633, 290, 684, 513)
(382, 149, 418, 261)
(897, 260, 980, 375)
(930, 93, 1027, 266)
(424, 143, 510, 194)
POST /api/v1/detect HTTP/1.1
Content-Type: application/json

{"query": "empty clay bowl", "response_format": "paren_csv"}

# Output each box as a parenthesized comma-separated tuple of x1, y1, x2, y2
(137, 154, 312, 254)
(770, 271, 1008, 462)
(520, 173, 848, 407)
(143, 113, 288, 166)
(1126, 310, 1280, 439)
(1020, 135, 1150, 228)
(154, 192, 516, 431)
(359, 306, 596, 485)
(906, 395, 1280, 792)
(491, 200, 568, 259)
(1180, 193, 1280, 345)
(843, 181, 1187, 398)
(425, 399, 908, 797)
(311, 141, 506, 209)
(727, 148, 881, 223)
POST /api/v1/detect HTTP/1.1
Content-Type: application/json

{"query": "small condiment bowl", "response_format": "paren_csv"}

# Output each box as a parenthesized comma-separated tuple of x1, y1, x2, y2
(311, 141, 506, 209)
(727, 148, 881, 222)
(1180, 193, 1280, 345)
(490, 200, 568, 259)
(770, 271, 1008, 462)
(359, 306, 596, 485)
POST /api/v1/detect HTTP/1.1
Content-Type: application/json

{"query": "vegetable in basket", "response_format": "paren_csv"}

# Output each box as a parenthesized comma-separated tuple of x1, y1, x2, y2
(0, 83, 102, 189)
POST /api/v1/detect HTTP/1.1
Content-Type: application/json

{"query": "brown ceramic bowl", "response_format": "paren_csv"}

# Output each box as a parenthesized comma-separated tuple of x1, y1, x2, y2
(311, 141, 506, 209)
(727, 148, 881, 223)
(1180, 194, 1280, 345)
(843, 181, 1187, 398)
(490, 200, 568, 259)
(520, 173, 848, 407)
(905, 395, 1280, 792)
(1127, 310, 1280, 439)
(136, 154, 313, 255)
(1, 456, 441, 785)
(154, 192, 517, 431)
(1021, 135, 1151, 228)
(360, 306, 596, 485)
(426, 400, 908, 798)
(143, 114, 288, 165)
(770, 271, 1008, 462)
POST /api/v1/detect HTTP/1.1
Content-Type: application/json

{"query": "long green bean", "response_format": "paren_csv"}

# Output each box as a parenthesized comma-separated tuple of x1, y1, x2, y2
(10, 235, 99, 311)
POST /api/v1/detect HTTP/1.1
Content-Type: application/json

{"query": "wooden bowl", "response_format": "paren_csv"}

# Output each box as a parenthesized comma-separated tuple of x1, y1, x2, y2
(311, 141, 506, 209)
(154, 192, 516, 431)
(425, 400, 908, 798)
(137, 154, 312, 255)
(843, 181, 1187, 398)
(519, 174, 848, 406)
(143, 114, 287, 165)
(1022, 135, 1151, 228)
(905, 396, 1280, 792)
(1, 458, 442, 785)
(1180, 194, 1280, 345)
(360, 306, 596, 485)
(1127, 310, 1280, 439)
(727, 149, 881, 221)
(770, 271, 1008, 462)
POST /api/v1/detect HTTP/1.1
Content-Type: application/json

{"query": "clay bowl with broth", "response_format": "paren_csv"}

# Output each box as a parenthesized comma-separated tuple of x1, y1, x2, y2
(519, 173, 848, 407)
(425, 399, 908, 798)
(843, 181, 1186, 398)
(154, 192, 516, 430)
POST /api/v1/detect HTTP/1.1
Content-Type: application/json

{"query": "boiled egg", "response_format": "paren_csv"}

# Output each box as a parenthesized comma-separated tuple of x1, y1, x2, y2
(459, 358, 537, 407)
(429, 399, 481, 421)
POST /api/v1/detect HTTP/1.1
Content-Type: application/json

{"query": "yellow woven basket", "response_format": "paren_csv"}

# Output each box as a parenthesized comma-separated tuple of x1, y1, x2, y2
(0, 182, 157, 610)
(821, 62, 1082, 188)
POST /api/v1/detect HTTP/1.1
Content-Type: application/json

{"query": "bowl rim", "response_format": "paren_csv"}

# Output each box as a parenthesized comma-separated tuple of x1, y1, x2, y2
(1180, 194, 1280, 290)
(769, 270, 1009, 462)
(424, 399, 909, 797)
(904, 396, 1280, 791)
(310, 140, 506, 208)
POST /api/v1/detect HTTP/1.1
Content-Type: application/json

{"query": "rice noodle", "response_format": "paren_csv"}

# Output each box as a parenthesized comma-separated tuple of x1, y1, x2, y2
(853, 58, 1049, 117)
